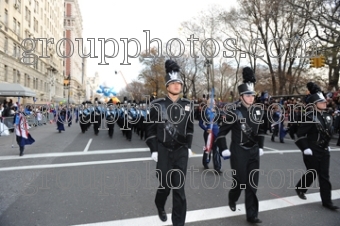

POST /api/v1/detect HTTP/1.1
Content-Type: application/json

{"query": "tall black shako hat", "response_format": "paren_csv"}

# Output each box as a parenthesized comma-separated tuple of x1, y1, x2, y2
(306, 82, 326, 104)
(238, 67, 256, 95)
(165, 60, 183, 87)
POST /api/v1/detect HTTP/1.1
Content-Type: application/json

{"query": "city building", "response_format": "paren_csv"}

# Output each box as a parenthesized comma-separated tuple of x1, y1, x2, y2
(63, 0, 86, 104)
(0, 0, 65, 104)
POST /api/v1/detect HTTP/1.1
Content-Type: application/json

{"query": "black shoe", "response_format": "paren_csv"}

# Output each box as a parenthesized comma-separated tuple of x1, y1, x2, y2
(247, 217, 262, 223)
(19, 152, 24, 156)
(157, 208, 167, 222)
(229, 201, 236, 211)
(295, 190, 306, 200)
(323, 203, 339, 210)
(271, 136, 274, 142)
(280, 140, 284, 143)
(214, 169, 222, 174)
(203, 165, 209, 169)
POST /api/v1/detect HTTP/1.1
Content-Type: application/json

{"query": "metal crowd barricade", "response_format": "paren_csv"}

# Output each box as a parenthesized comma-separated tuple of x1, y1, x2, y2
(25, 114, 37, 127)
(0, 116, 15, 136)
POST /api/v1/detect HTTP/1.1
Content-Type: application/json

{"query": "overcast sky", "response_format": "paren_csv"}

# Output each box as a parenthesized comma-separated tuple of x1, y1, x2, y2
(79, 0, 238, 93)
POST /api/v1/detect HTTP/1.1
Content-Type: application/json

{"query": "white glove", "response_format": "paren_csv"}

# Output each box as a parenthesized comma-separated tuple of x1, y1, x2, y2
(328, 147, 330, 152)
(151, 152, 158, 162)
(303, 148, 313, 155)
(259, 148, 264, 156)
(188, 148, 194, 158)
(221, 149, 231, 159)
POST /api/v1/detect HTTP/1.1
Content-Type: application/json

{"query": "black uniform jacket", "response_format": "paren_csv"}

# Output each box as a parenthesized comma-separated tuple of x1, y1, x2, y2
(216, 102, 265, 150)
(295, 111, 333, 153)
(145, 95, 194, 153)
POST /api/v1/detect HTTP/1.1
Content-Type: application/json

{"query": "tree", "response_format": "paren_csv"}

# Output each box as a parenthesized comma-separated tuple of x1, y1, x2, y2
(180, 5, 225, 95)
(286, 0, 340, 91)
(219, 0, 312, 95)
(138, 47, 167, 97)
(125, 80, 149, 102)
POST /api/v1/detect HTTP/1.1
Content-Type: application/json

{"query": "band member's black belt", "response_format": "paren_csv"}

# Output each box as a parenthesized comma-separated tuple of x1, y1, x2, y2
(240, 141, 258, 149)
(162, 141, 184, 152)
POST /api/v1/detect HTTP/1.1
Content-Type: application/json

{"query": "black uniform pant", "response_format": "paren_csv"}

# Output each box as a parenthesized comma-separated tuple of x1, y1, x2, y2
(202, 131, 221, 170)
(296, 153, 332, 205)
(16, 135, 25, 154)
(229, 143, 260, 219)
(155, 143, 188, 226)
(93, 115, 101, 135)
(79, 115, 88, 133)
(107, 123, 114, 137)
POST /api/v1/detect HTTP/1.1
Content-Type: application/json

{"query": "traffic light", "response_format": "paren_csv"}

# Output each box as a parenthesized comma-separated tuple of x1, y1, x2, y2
(310, 57, 317, 68)
(319, 55, 325, 67)
(63, 79, 70, 87)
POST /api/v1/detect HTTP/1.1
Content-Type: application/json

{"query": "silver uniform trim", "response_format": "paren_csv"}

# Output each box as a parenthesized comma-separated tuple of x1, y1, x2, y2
(163, 128, 166, 143)
(145, 135, 156, 142)
(215, 136, 225, 141)
(294, 136, 306, 143)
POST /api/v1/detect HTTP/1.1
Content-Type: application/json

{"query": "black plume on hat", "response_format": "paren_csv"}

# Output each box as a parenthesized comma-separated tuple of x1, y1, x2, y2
(238, 67, 256, 95)
(242, 67, 256, 84)
(165, 60, 180, 74)
(165, 60, 183, 86)
(306, 82, 321, 94)
(306, 82, 326, 104)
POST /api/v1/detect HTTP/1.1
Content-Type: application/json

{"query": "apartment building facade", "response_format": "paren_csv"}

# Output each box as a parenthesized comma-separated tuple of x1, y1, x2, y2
(0, 0, 65, 104)
(0, 0, 87, 105)
(63, 0, 86, 104)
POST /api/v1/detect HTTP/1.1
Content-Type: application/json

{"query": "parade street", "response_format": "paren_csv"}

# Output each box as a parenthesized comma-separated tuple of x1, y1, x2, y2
(0, 122, 339, 226)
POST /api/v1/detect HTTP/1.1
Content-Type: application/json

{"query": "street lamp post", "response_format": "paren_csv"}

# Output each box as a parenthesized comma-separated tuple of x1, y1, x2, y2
(204, 59, 212, 97)
(67, 74, 71, 106)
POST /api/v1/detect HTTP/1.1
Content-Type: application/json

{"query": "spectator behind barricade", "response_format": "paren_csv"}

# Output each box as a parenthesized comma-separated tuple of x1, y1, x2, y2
(2, 103, 11, 117)
(36, 109, 42, 126)
(0, 104, 4, 117)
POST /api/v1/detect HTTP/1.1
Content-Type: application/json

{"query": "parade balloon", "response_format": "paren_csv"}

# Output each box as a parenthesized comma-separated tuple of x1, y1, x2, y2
(96, 83, 117, 98)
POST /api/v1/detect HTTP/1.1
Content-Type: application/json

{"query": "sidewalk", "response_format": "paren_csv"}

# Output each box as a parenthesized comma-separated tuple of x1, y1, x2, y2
(0, 120, 81, 156)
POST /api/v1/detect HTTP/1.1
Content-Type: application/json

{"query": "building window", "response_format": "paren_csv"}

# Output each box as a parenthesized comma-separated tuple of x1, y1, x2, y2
(34, 59, 38, 70)
(17, 21, 20, 35)
(27, 76, 31, 88)
(13, 69, 17, 83)
(4, 37, 8, 52)
(28, 10, 31, 27)
(4, 9, 8, 28)
(13, 18, 17, 33)
(25, 6, 28, 21)
(34, 0, 38, 13)
(33, 17, 37, 32)
(17, 71, 21, 83)
(13, 43, 17, 57)
(14, 0, 21, 12)
(4, 65, 8, 82)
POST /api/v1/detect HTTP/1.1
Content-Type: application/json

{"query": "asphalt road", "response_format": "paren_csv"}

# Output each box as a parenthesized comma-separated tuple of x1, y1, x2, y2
(0, 120, 339, 226)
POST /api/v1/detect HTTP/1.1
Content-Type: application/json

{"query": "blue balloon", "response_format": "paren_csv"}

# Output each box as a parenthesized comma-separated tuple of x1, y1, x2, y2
(96, 85, 116, 97)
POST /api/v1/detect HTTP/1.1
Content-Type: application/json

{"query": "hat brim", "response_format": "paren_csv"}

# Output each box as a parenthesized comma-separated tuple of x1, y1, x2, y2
(240, 91, 256, 96)
(314, 99, 327, 103)
(166, 79, 183, 86)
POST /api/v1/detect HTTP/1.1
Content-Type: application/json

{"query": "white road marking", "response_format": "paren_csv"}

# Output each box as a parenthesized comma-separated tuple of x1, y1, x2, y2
(71, 189, 340, 226)
(83, 138, 92, 152)
(0, 148, 151, 161)
(1, 149, 340, 172)
(0, 154, 202, 172)
(264, 146, 280, 152)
